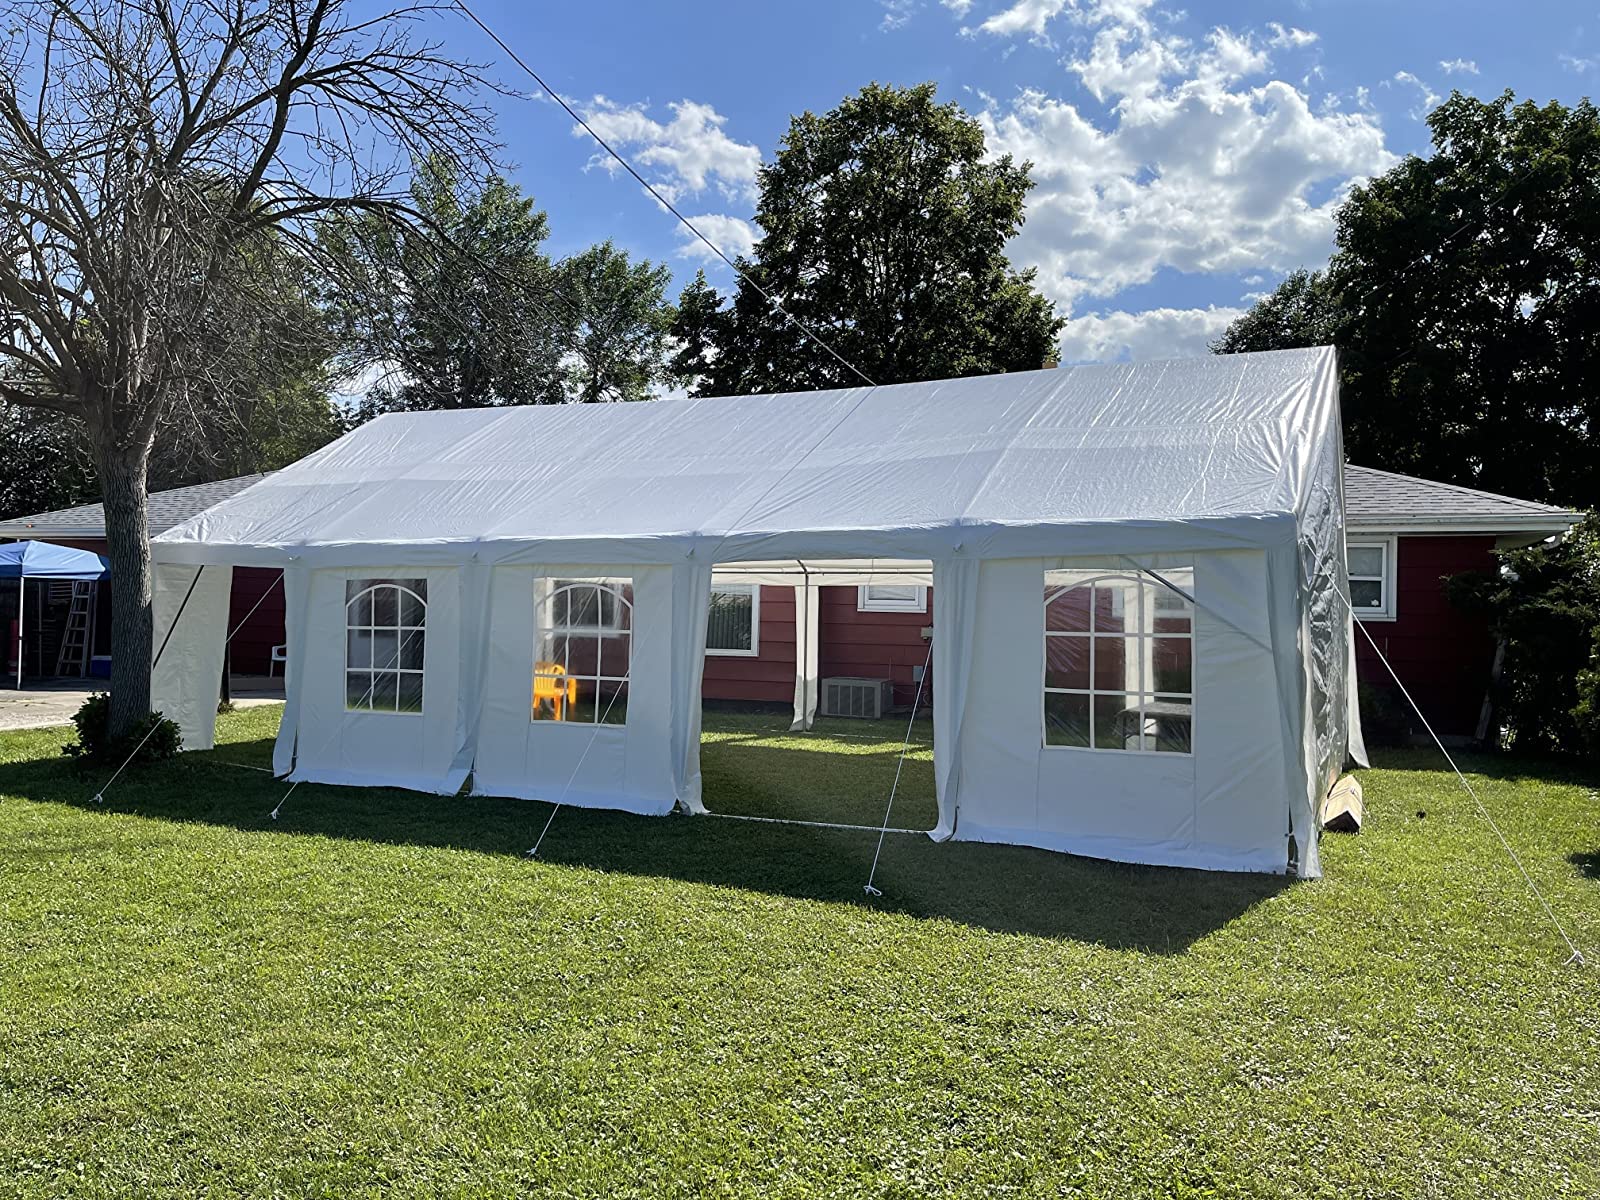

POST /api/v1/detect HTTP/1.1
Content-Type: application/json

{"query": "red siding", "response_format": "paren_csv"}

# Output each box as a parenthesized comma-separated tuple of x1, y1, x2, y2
(819, 586, 933, 708)
(701, 586, 795, 703)
(225, 568, 285, 675)
(1354, 535, 1498, 737)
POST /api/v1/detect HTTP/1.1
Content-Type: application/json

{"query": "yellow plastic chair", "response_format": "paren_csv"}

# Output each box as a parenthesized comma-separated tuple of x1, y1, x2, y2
(532, 660, 579, 720)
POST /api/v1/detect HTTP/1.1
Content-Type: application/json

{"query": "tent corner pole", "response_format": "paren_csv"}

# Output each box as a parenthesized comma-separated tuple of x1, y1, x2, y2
(16, 577, 24, 690)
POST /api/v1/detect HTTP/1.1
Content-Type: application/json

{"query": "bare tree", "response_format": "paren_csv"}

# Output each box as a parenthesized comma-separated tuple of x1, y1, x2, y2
(0, 0, 496, 734)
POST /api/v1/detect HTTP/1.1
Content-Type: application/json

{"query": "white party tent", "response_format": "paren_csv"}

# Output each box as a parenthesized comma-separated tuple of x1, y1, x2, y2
(151, 346, 1363, 877)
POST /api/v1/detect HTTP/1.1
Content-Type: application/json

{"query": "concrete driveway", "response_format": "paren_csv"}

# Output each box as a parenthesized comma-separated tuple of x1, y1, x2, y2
(0, 677, 283, 732)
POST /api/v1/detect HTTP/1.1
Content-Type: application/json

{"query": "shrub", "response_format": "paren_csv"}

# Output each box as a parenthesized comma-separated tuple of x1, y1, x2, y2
(62, 693, 183, 765)
(1358, 681, 1413, 748)
(1445, 514, 1600, 756)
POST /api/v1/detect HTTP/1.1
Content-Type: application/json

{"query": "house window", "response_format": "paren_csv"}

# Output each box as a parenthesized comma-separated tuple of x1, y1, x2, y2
(858, 583, 927, 613)
(706, 584, 760, 656)
(1043, 567, 1193, 754)
(534, 579, 631, 724)
(345, 578, 427, 713)
(1347, 537, 1396, 621)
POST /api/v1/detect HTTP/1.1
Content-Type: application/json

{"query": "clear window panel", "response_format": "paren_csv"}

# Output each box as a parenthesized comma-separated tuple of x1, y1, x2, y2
(347, 587, 373, 626)
(1092, 634, 1129, 691)
(597, 633, 631, 678)
(1044, 635, 1090, 691)
(1044, 692, 1091, 747)
(398, 630, 425, 671)
(370, 629, 399, 670)
(1348, 545, 1385, 577)
(1093, 694, 1138, 750)
(396, 672, 424, 714)
(1350, 579, 1384, 609)
(400, 589, 427, 627)
(372, 586, 397, 627)
(596, 679, 629, 725)
(1152, 637, 1193, 694)
(346, 671, 372, 709)
(347, 629, 372, 669)
(370, 672, 399, 712)
(1045, 584, 1092, 633)
(1093, 582, 1131, 634)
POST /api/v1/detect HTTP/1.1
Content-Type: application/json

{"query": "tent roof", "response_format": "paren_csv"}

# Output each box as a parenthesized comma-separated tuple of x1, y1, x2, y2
(153, 348, 1340, 566)
(0, 540, 108, 579)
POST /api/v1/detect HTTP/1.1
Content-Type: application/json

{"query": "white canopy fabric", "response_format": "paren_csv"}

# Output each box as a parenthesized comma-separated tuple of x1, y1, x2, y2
(155, 349, 1336, 568)
(152, 347, 1359, 877)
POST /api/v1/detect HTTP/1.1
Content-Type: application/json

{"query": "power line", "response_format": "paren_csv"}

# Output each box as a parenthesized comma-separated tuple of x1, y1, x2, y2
(450, 0, 878, 390)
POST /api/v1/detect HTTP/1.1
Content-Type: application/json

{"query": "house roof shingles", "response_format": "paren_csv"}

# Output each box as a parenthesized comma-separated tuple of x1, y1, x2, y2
(0, 474, 269, 539)
(0, 464, 1581, 542)
(1342, 465, 1582, 533)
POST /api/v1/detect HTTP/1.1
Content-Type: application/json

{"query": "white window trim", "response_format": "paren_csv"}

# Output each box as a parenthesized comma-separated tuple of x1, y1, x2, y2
(857, 583, 928, 613)
(1347, 534, 1397, 623)
(706, 583, 761, 658)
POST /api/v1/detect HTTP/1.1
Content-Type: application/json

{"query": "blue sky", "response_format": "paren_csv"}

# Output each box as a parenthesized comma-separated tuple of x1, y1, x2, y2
(431, 0, 1594, 362)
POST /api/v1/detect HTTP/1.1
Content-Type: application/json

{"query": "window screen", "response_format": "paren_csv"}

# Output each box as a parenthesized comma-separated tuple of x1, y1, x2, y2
(1043, 566, 1193, 753)
(345, 578, 427, 713)
(1346, 539, 1394, 620)
(534, 578, 631, 725)
(858, 583, 926, 612)
(706, 585, 757, 655)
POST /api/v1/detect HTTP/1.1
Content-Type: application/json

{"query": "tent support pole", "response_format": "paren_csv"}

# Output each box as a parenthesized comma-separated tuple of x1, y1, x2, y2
(16, 578, 24, 689)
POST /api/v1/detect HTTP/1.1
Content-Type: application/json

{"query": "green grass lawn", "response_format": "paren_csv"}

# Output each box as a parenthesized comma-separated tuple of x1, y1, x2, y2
(1, 706, 1597, 1198)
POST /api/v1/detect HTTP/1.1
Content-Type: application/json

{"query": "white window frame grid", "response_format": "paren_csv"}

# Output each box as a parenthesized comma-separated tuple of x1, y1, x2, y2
(1346, 535, 1397, 622)
(705, 583, 761, 658)
(344, 579, 427, 715)
(857, 583, 928, 613)
(535, 578, 632, 726)
(1042, 570, 1194, 756)
(550, 576, 630, 637)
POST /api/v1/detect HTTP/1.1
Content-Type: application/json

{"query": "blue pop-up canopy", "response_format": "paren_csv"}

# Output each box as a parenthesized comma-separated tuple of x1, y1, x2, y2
(0, 540, 109, 580)
(4, 540, 108, 688)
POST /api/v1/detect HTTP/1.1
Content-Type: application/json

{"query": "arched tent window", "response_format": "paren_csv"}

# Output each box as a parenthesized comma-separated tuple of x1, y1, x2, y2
(1043, 567, 1193, 753)
(345, 578, 427, 713)
(534, 578, 632, 725)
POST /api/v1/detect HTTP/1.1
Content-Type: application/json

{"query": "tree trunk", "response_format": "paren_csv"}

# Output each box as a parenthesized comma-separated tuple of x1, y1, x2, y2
(97, 443, 155, 739)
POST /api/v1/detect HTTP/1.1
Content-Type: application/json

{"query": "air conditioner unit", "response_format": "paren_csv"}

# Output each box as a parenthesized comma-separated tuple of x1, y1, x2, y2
(821, 676, 894, 719)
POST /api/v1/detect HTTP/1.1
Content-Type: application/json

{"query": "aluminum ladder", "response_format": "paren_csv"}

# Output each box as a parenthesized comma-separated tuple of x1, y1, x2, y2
(54, 581, 94, 677)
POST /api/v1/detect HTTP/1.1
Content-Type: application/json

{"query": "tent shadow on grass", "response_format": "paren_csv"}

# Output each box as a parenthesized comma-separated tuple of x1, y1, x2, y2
(1, 739, 1291, 953)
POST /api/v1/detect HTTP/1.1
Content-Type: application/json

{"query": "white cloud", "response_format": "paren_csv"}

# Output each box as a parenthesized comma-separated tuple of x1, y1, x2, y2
(1560, 53, 1598, 75)
(577, 97, 761, 205)
(1058, 306, 1245, 362)
(942, 0, 974, 14)
(978, 4, 1394, 321)
(675, 214, 758, 265)
(1390, 70, 1440, 117)
(880, 0, 918, 30)
(1438, 57, 1479, 75)
(967, 0, 1074, 42)
(1267, 22, 1318, 49)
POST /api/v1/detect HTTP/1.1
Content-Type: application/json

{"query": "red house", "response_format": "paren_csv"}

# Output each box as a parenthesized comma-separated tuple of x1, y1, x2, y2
(1, 465, 1581, 739)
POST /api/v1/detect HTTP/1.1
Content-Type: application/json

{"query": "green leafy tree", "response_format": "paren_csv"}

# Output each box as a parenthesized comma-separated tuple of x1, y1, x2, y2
(327, 159, 569, 412)
(0, 0, 493, 735)
(331, 168, 674, 410)
(1215, 91, 1600, 509)
(1447, 516, 1600, 756)
(670, 83, 1062, 396)
(559, 241, 675, 404)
